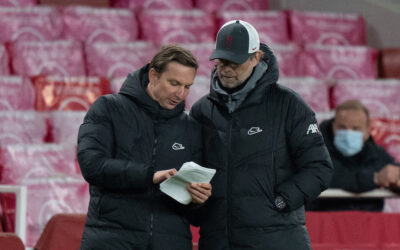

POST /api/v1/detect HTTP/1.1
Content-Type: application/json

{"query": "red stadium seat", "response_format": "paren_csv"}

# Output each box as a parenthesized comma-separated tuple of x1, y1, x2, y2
(0, 111, 48, 145)
(0, 44, 9, 75)
(0, 233, 24, 250)
(0, 6, 63, 43)
(139, 9, 215, 45)
(271, 43, 301, 77)
(370, 118, 400, 162)
(332, 79, 400, 118)
(193, 0, 269, 12)
(181, 43, 215, 77)
(217, 10, 289, 45)
(61, 6, 138, 43)
(11, 40, 86, 77)
(307, 211, 400, 248)
(112, 0, 193, 10)
(298, 44, 378, 81)
(0, 76, 35, 110)
(32, 76, 110, 111)
(289, 10, 366, 46)
(379, 48, 400, 79)
(0, 0, 36, 7)
(34, 213, 86, 250)
(279, 77, 330, 113)
(85, 41, 157, 78)
(48, 111, 86, 144)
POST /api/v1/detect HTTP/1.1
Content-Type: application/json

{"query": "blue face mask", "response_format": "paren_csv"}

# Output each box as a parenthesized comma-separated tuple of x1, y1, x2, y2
(334, 129, 364, 157)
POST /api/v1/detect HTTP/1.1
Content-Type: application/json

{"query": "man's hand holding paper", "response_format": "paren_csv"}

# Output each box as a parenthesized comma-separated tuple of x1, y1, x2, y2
(160, 161, 216, 204)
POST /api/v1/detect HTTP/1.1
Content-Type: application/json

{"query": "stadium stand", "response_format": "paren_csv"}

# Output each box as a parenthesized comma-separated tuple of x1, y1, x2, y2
(216, 10, 289, 45)
(0, 0, 36, 7)
(0, 76, 35, 110)
(379, 48, 400, 79)
(10, 41, 86, 77)
(278, 77, 330, 113)
(331, 79, 400, 118)
(270, 43, 300, 77)
(61, 6, 138, 43)
(181, 43, 215, 77)
(0, 232, 25, 250)
(193, 0, 269, 12)
(298, 44, 378, 81)
(0, 44, 9, 75)
(139, 9, 215, 45)
(85, 41, 157, 78)
(0, 0, 399, 248)
(32, 76, 110, 111)
(112, 0, 193, 10)
(289, 10, 366, 46)
(0, 6, 63, 43)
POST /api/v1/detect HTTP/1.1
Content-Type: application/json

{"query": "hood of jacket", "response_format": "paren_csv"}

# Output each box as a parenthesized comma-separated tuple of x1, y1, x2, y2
(209, 43, 279, 113)
(118, 64, 185, 120)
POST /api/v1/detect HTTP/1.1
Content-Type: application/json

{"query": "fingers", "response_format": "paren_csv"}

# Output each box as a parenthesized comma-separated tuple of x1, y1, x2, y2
(153, 168, 177, 184)
(187, 183, 212, 204)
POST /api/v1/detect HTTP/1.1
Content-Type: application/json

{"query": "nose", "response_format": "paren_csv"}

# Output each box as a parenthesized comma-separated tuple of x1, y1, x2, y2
(176, 86, 187, 100)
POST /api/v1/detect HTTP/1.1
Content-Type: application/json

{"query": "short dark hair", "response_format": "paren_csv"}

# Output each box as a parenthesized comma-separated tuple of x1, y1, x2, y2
(335, 99, 370, 124)
(149, 45, 198, 75)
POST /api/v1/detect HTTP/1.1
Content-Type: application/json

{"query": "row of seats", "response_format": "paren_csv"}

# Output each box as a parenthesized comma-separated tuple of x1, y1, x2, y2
(0, 41, 382, 78)
(0, 6, 366, 46)
(5, 211, 400, 250)
(0, 41, 381, 79)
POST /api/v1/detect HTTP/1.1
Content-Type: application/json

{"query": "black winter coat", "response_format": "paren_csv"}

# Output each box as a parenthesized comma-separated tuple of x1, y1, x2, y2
(77, 65, 201, 250)
(190, 45, 333, 250)
(307, 119, 397, 211)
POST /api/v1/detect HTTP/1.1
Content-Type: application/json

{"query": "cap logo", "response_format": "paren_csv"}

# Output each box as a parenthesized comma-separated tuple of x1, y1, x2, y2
(226, 36, 232, 49)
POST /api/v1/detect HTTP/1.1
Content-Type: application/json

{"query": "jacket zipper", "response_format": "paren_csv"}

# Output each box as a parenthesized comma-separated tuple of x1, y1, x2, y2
(149, 136, 158, 245)
(227, 114, 233, 248)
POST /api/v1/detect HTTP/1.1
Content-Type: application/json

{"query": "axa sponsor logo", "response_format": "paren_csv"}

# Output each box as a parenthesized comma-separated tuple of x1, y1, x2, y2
(248, 127, 263, 135)
(172, 142, 185, 150)
(307, 123, 319, 135)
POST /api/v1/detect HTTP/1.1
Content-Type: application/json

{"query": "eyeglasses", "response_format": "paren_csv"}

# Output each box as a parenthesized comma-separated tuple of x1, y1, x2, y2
(215, 59, 241, 70)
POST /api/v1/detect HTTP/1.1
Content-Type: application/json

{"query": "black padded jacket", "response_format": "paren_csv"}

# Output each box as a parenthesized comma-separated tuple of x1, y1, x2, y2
(190, 44, 334, 250)
(77, 65, 201, 250)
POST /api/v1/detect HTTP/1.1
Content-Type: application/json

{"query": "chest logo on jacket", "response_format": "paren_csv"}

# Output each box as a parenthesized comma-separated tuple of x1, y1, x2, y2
(248, 127, 263, 135)
(307, 123, 319, 135)
(172, 143, 185, 150)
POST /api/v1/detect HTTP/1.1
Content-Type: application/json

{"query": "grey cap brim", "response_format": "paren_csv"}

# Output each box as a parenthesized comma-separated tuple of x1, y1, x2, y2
(209, 49, 249, 65)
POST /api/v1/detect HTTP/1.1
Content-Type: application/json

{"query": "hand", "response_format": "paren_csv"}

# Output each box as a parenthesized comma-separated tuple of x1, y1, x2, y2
(374, 164, 400, 188)
(153, 168, 177, 184)
(187, 183, 212, 204)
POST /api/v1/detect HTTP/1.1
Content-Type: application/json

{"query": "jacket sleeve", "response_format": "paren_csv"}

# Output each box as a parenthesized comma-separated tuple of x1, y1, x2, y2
(77, 96, 154, 191)
(275, 96, 334, 211)
(330, 145, 396, 193)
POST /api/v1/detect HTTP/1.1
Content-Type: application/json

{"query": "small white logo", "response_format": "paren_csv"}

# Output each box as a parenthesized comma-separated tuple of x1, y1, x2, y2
(306, 123, 319, 135)
(172, 143, 185, 150)
(248, 127, 263, 135)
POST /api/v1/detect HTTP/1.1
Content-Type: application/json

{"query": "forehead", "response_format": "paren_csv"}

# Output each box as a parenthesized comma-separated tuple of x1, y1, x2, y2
(161, 62, 196, 84)
(335, 109, 368, 126)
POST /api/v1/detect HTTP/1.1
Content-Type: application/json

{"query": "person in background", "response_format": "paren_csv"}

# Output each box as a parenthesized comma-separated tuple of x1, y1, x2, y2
(307, 99, 400, 211)
(77, 45, 212, 250)
(190, 20, 333, 250)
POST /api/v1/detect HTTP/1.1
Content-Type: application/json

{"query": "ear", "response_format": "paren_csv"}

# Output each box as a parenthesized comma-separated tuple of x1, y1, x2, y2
(148, 68, 159, 85)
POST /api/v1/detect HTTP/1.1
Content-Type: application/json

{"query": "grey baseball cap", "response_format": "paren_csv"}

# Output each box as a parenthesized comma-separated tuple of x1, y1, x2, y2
(210, 20, 260, 64)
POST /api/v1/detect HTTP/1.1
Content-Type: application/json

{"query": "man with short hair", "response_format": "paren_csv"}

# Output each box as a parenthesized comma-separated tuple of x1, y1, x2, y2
(308, 99, 400, 211)
(190, 20, 333, 250)
(77, 45, 212, 250)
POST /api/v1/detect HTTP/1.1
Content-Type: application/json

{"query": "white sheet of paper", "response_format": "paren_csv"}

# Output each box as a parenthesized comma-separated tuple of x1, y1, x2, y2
(160, 161, 216, 205)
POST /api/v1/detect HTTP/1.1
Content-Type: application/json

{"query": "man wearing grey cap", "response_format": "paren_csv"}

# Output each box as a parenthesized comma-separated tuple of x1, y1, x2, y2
(190, 20, 334, 249)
